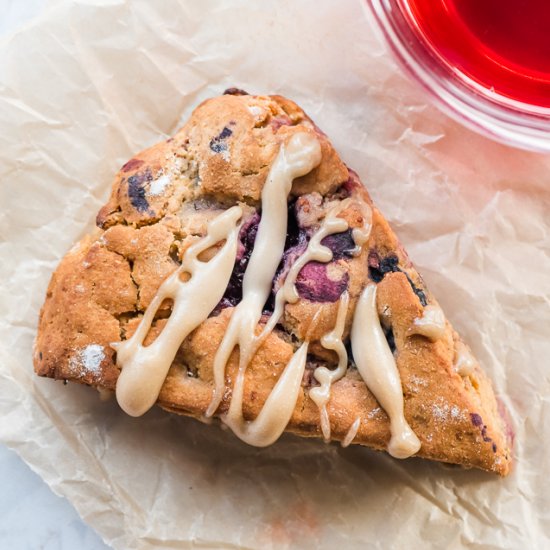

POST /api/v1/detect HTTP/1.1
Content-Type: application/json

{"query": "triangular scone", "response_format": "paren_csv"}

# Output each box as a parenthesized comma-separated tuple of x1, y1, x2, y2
(34, 90, 512, 475)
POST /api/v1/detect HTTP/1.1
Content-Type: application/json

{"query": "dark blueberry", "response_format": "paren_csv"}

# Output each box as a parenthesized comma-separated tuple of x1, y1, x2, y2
(127, 169, 153, 212)
(470, 413, 483, 427)
(267, 200, 308, 300)
(295, 262, 349, 303)
(216, 213, 260, 311)
(321, 230, 356, 260)
(218, 126, 233, 140)
(224, 88, 249, 96)
(368, 251, 400, 283)
(345, 339, 355, 367)
(209, 126, 233, 154)
(284, 200, 305, 250)
(368, 250, 428, 306)
(329, 183, 352, 200)
(302, 358, 321, 387)
(409, 279, 428, 307)
(237, 213, 260, 261)
(121, 158, 144, 173)
(383, 326, 396, 354)
(481, 425, 493, 443)
(281, 239, 308, 269)
(492, 443, 497, 453)
(265, 236, 308, 314)
(39, 351, 43, 361)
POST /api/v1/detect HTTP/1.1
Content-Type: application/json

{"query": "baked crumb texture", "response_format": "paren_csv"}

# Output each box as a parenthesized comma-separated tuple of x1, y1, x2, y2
(34, 91, 512, 475)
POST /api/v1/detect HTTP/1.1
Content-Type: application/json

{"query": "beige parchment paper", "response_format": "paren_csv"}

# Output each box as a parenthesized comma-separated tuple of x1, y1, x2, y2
(1, 0, 549, 548)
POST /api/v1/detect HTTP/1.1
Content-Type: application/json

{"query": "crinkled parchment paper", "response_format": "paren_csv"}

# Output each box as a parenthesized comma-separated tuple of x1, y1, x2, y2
(1, 1, 549, 548)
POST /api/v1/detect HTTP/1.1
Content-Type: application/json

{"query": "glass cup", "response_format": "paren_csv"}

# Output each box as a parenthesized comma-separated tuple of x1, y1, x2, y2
(364, 0, 550, 152)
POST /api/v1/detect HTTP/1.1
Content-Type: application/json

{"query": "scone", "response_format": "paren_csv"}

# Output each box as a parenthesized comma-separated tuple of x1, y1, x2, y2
(34, 90, 513, 475)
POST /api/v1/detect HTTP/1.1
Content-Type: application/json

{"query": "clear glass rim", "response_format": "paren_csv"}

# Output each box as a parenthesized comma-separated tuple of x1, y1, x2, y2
(363, 0, 550, 153)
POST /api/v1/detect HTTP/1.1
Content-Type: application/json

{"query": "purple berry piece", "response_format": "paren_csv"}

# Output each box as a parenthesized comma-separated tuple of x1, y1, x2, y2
(224, 88, 249, 96)
(122, 158, 145, 173)
(209, 126, 234, 154)
(127, 168, 153, 213)
(321, 230, 355, 260)
(216, 213, 260, 311)
(295, 261, 349, 303)
(470, 413, 483, 427)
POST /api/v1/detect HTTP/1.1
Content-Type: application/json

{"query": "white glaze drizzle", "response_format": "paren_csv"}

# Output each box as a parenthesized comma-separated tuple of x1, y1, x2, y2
(114, 205, 242, 417)
(341, 417, 361, 448)
(205, 132, 322, 439)
(252, 199, 355, 351)
(309, 291, 350, 442)
(454, 341, 476, 376)
(411, 304, 446, 341)
(283, 207, 349, 304)
(351, 227, 370, 252)
(303, 197, 371, 443)
(223, 341, 309, 446)
(112, 130, 422, 460)
(350, 197, 373, 257)
(257, 195, 371, 339)
(351, 283, 421, 459)
(240, 196, 367, 443)
(217, 191, 371, 446)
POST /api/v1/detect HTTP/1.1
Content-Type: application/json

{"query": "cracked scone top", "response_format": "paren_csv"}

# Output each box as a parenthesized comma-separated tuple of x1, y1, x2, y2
(34, 90, 513, 475)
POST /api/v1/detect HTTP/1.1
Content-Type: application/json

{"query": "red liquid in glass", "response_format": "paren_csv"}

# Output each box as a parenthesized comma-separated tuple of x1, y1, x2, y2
(403, 0, 550, 107)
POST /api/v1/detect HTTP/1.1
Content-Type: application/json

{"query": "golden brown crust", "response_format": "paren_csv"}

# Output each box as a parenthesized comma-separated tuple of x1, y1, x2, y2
(34, 92, 512, 475)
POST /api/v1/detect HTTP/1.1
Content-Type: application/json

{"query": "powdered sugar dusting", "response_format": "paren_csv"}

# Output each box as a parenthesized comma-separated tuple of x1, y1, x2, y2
(69, 344, 105, 377)
(247, 105, 264, 117)
(431, 399, 466, 423)
(432, 403, 449, 422)
(149, 174, 171, 196)
(367, 407, 382, 419)
(409, 375, 428, 393)
(450, 405, 461, 419)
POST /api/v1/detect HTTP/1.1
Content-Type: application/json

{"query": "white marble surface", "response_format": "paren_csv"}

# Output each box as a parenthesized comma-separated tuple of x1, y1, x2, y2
(0, 444, 109, 549)
(0, 2, 109, 548)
